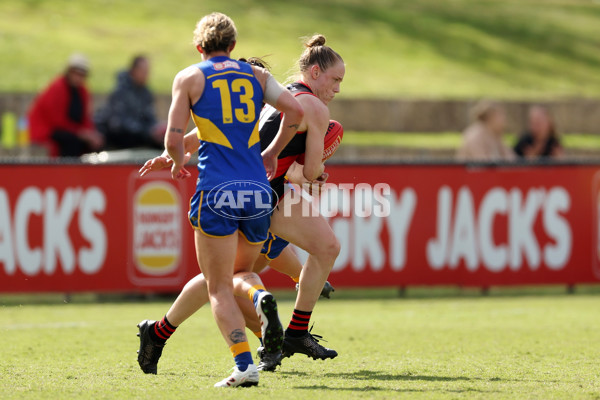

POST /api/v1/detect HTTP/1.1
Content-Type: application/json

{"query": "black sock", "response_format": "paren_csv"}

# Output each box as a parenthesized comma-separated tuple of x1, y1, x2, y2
(286, 309, 312, 338)
(149, 315, 177, 344)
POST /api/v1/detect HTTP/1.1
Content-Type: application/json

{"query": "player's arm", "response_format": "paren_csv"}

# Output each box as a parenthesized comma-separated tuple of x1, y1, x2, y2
(285, 162, 305, 185)
(286, 161, 328, 196)
(264, 89, 304, 172)
(165, 68, 202, 179)
(253, 66, 304, 180)
(299, 96, 329, 181)
(286, 161, 325, 185)
(139, 129, 199, 177)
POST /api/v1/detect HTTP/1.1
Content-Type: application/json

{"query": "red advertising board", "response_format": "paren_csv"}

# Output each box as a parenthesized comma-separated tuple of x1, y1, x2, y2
(1, 163, 599, 293)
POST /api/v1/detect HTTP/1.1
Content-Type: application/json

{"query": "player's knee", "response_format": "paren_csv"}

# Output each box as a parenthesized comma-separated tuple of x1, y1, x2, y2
(206, 279, 234, 297)
(329, 237, 341, 260)
(183, 273, 206, 291)
(317, 236, 340, 265)
(233, 271, 255, 281)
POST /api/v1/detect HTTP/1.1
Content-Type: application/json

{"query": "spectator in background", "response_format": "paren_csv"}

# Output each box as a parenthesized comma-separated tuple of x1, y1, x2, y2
(514, 105, 563, 159)
(456, 101, 515, 161)
(28, 54, 104, 157)
(95, 55, 166, 150)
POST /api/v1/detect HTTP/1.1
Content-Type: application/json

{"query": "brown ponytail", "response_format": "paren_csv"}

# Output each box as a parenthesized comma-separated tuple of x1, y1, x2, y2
(305, 34, 326, 48)
(298, 34, 343, 73)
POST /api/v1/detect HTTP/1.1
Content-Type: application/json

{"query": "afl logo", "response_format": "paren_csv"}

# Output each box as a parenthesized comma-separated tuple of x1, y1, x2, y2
(207, 180, 276, 220)
(133, 182, 182, 275)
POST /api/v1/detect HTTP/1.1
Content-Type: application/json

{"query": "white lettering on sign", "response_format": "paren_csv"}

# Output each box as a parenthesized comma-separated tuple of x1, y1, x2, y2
(15, 187, 43, 276)
(0, 187, 107, 276)
(387, 188, 416, 271)
(448, 187, 478, 271)
(543, 188, 571, 270)
(44, 188, 79, 275)
(330, 187, 417, 272)
(352, 211, 385, 271)
(426, 186, 572, 272)
(478, 187, 508, 272)
(79, 188, 107, 275)
(0, 189, 16, 275)
(427, 186, 452, 271)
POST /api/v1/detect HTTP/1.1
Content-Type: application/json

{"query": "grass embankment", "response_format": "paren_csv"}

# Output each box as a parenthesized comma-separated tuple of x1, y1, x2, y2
(1, 0, 600, 98)
(344, 131, 600, 150)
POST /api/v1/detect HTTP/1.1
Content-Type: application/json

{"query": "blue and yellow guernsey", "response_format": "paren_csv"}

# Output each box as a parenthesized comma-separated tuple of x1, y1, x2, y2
(191, 56, 266, 189)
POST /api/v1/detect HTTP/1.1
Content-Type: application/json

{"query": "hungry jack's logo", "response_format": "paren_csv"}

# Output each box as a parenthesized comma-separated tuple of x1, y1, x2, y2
(132, 182, 182, 276)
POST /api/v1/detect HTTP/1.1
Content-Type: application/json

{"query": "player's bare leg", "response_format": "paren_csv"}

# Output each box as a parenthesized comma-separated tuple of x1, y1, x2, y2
(260, 246, 300, 277)
(233, 271, 284, 371)
(137, 232, 335, 374)
(238, 295, 261, 333)
(137, 273, 263, 375)
(198, 231, 260, 387)
(138, 232, 258, 377)
(238, 256, 270, 337)
(270, 189, 340, 360)
(268, 246, 335, 298)
(136, 274, 208, 374)
(167, 274, 209, 326)
(137, 254, 271, 375)
(137, 217, 332, 370)
(271, 190, 339, 311)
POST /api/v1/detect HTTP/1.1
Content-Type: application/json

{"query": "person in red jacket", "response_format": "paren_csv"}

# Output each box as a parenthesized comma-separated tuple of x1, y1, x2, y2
(28, 54, 104, 157)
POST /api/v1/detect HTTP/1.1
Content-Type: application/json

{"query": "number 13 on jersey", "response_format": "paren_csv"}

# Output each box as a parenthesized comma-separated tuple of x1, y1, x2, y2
(212, 78, 255, 125)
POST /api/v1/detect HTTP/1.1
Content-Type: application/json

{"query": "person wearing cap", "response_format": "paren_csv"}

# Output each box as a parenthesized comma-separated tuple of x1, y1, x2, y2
(28, 53, 104, 157)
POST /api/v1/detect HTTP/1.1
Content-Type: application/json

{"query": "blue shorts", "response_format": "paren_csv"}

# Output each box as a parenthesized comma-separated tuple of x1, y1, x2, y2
(261, 232, 290, 260)
(188, 189, 271, 244)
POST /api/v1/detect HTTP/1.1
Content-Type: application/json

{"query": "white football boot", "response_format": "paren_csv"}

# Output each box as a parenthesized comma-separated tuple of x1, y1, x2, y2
(214, 364, 259, 388)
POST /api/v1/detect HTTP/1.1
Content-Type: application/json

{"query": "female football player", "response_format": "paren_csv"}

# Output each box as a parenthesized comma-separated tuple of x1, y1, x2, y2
(136, 12, 304, 388)
(137, 34, 345, 373)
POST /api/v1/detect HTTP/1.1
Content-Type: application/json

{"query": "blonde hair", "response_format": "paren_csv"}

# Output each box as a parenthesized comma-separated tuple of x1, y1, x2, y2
(298, 34, 343, 73)
(193, 13, 237, 54)
(470, 100, 501, 123)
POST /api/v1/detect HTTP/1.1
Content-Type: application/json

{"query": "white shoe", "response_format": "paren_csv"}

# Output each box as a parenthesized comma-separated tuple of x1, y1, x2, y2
(254, 292, 284, 354)
(214, 364, 259, 388)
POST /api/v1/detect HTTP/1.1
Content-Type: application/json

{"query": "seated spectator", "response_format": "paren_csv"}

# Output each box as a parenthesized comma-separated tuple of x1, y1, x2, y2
(514, 105, 563, 159)
(28, 54, 104, 157)
(95, 55, 166, 150)
(456, 101, 515, 161)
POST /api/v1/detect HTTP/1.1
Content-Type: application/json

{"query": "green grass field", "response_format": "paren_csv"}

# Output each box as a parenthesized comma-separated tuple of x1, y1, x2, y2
(3, 291, 600, 399)
(1, 0, 600, 98)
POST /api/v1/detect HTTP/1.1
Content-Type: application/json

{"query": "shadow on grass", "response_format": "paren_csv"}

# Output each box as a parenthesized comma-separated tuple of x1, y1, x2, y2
(281, 369, 487, 382)
(294, 385, 426, 393)
(326, 370, 474, 382)
(288, 369, 503, 393)
(294, 385, 499, 394)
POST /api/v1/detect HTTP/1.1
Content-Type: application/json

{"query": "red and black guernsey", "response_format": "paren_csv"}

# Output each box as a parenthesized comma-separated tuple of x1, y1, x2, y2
(259, 81, 317, 200)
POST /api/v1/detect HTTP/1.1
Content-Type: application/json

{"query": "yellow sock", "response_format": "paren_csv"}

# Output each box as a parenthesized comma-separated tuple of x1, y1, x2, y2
(253, 330, 262, 340)
(230, 341, 251, 357)
(291, 276, 300, 283)
(248, 284, 266, 302)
